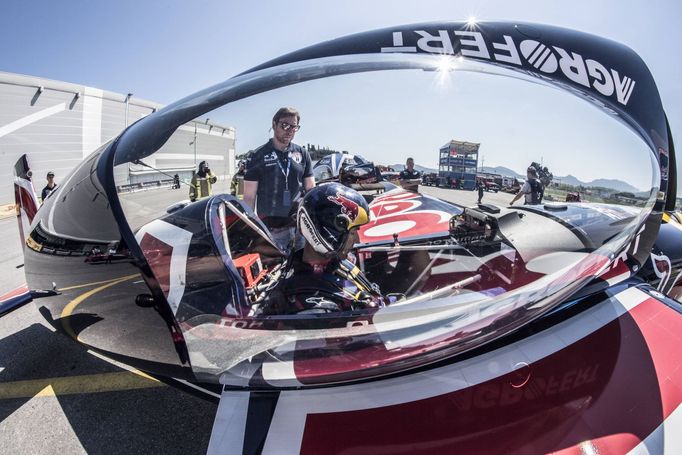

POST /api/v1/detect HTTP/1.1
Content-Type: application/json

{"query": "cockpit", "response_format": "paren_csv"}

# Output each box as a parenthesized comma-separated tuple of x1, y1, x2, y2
(108, 47, 659, 386)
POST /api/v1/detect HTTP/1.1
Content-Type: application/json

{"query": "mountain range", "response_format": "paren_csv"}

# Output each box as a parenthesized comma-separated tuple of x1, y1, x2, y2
(391, 164, 643, 194)
(480, 166, 642, 194)
(391, 164, 438, 174)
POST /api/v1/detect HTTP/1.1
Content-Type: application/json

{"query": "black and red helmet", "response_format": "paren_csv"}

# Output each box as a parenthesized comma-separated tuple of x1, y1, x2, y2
(297, 183, 370, 255)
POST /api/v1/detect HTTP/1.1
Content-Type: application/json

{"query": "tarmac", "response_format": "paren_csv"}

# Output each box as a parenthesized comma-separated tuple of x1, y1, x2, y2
(0, 184, 512, 454)
(0, 189, 219, 454)
(0, 204, 15, 220)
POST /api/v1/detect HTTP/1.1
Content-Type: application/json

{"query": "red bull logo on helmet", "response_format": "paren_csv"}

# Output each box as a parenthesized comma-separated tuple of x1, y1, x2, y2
(328, 192, 359, 221)
(328, 191, 369, 228)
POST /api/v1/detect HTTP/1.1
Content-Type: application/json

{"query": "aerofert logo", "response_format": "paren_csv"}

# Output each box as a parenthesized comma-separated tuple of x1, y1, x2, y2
(381, 30, 636, 106)
(299, 208, 327, 251)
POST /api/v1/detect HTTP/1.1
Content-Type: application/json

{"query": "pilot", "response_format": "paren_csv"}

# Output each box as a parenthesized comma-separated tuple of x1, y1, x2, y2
(264, 183, 389, 314)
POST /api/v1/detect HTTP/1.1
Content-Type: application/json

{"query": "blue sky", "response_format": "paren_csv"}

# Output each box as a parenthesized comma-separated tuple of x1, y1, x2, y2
(1, 0, 680, 192)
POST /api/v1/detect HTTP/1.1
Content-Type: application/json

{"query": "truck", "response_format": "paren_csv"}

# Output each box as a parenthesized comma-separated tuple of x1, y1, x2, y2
(502, 176, 521, 193)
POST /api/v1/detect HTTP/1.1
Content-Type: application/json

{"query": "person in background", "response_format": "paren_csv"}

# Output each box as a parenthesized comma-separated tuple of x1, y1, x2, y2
(230, 160, 246, 197)
(243, 107, 315, 251)
(41, 171, 57, 203)
(189, 161, 217, 202)
(476, 179, 484, 204)
(510, 166, 544, 205)
(399, 157, 421, 192)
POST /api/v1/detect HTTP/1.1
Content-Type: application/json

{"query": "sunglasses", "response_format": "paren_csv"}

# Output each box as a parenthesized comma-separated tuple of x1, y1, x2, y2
(277, 121, 301, 132)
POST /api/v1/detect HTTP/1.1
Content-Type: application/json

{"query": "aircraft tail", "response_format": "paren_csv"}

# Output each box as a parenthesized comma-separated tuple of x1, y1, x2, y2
(13, 154, 39, 248)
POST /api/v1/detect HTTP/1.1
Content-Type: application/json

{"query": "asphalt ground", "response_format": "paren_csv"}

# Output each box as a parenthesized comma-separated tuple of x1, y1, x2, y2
(0, 187, 222, 455)
(0, 184, 512, 454)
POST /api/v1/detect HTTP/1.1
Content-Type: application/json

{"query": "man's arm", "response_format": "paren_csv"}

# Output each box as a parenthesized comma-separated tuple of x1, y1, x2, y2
(303, 176, 315, 192)
(302, 150, 315, 192)
(242, 152, 261, 210)
(510, 191, 523, 205)
(243, 180, 258, 210)
(510, 181, 530, 205)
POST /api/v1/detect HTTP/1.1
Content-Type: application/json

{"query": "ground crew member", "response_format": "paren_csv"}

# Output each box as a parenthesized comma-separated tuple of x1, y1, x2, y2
(189, 161, 217, 202)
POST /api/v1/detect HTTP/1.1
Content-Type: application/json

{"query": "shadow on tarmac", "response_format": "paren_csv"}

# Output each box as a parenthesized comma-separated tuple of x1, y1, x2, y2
(0, 321, 217, 454)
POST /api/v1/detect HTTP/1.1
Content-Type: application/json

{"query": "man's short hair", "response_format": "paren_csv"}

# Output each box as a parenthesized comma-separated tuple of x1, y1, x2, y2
(406, 157, 414, 163)
(527, 167, 538, 177)
(273, 107, 300, 124)
(47, 171, 55, 177)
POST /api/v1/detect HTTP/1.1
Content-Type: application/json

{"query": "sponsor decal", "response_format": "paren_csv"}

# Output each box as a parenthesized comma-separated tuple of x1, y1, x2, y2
(305, 296, 336, 306)
(650, 252, 682, 294)
(264, 152, 278, 162)
(290, 151, 302, 164)
(449, 364, 600, 411)
(299, 208, 329, 253)
(328, 191, 359, 221)
(359, 191, 453, 242)
(216, 318, 265, 329)
(381, 30, 636, 105)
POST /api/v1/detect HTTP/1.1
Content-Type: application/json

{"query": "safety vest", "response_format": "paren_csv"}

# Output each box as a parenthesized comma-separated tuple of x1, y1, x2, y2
(189, 172, 217, 201)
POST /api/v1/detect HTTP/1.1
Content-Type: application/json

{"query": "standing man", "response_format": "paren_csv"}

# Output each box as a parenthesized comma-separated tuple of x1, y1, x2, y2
(399, 157, 421, 192)
(476, 179, 484, 204)
(41, 171, 57, 203)
(243, 107, 315, 251)
(189, 161, 217, 202)
(510, 166, 544, 205)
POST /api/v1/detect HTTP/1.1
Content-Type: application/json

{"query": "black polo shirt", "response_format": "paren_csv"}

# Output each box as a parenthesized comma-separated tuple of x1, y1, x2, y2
(41, 184, 57, 201)
(244, 140, 313, 220)
(399, 168, 421, 180)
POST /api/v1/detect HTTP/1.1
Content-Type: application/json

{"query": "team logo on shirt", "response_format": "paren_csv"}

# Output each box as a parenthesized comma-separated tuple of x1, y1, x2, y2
(264, 152, 277, 162)
(290, 151, 302, 164)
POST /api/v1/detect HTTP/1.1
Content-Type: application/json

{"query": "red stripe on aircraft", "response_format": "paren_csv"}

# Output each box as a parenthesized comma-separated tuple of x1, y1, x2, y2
(0, 284, 29, 301)
(139, 233, 173, 299)
(298, 296, 682, 454)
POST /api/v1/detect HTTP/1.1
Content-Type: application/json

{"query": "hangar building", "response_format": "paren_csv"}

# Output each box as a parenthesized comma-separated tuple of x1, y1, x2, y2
(0, 71, 236, 204)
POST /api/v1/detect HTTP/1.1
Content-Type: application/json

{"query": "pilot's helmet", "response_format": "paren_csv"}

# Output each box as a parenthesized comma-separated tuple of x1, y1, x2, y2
(297, 183, 370, 256)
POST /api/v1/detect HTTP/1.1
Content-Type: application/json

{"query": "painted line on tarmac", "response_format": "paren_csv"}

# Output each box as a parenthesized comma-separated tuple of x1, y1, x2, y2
(0, 371, 164, 400)
(59, 274, 137, 341)
(58, 274, 162, 385)
(58, 273, 139, 292)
